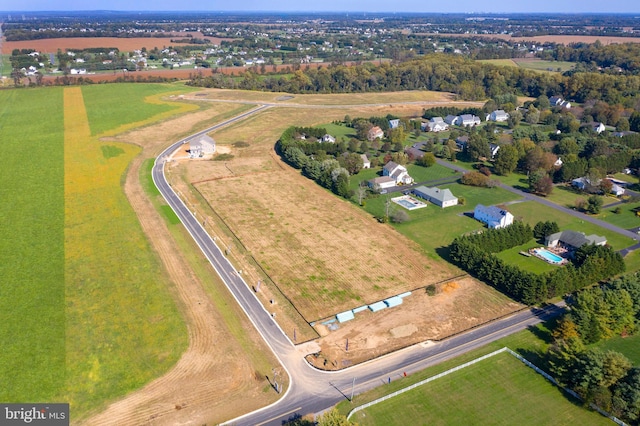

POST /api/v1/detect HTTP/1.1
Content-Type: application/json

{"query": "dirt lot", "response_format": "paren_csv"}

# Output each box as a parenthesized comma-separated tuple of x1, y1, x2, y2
(195, 169, 456, 322)
(307, 276, 523, 370)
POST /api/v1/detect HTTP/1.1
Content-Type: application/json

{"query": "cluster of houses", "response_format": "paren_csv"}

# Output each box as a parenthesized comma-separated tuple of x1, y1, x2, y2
(571, 176, 626, 196)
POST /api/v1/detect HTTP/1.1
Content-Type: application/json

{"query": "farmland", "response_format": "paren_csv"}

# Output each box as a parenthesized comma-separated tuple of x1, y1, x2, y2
(349, 351, 611, 426)
(1, 34, 230, 55)
(64, 86, 189, 418)
(0, 87, 65, 403)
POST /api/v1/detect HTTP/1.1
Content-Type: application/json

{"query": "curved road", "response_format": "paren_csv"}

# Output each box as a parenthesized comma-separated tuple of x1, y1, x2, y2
(153, 108, 566, 425)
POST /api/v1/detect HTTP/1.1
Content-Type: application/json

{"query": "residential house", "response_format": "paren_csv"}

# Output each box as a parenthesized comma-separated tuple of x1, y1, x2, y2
(474, 204, 514, 229)
(412, 186, 458, 208)
(321, 134, 336, 143)
(593, 122, 606, 134)
(383, 161, 413, 185)
(572, 176, 600, 192)
(611, 182, 625, 196)
(488, 110, 510, 122)
(459, 114, 481, 127)
(489, 143, 500, 159)
(367, 126, 384, 141)
(367, 176, 396, 191)
(546, 230, 607, 249)
(405, 147, 425, 160)
(427, 117, 449, 132)
(389, 119, 400, 129)
(361, 154, 371, 169)
(455, 136, 469, 151)
(605, 178, 626, 196)
(613, 131, 637, 138)
(549, 96, 571, 109)
(189, 134, 216, 157)
(444, 115, 460, 126)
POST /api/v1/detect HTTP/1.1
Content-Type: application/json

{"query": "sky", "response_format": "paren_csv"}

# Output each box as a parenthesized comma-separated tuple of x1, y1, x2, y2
(4, 1, 639, 14)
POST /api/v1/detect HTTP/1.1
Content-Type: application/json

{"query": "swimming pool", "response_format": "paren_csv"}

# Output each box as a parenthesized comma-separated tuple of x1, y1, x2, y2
(392, 196, 427, 210)
(534, 248, 564, 264)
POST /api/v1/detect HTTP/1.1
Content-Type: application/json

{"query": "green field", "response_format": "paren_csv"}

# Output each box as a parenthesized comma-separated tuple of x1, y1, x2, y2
(81, 83, 195, 136)
(478, 58, 519, 68)
(0, 84, 199, 418)
(0, 87, 65, 402)
(351, 351, 610, 426)
(594, 333, 640, 366)
(516, 60, 576, 73)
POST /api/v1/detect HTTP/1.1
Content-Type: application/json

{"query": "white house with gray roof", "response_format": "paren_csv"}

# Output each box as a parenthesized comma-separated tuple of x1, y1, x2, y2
(488, 110, 510, 122)
(474, 204, 514, 229)
(189, 134, 216, 157)
(412, 186, 458, 208)
(383, 161, 413, 185)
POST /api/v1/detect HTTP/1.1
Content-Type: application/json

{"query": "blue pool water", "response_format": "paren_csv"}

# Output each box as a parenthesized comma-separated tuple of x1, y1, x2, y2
(535, 248, 564, 263)
(396, 199, 419, 209)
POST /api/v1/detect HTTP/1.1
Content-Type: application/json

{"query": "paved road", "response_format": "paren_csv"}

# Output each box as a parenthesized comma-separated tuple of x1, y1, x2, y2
(436, 159, 640, 247)
(153, 109, 567, 425)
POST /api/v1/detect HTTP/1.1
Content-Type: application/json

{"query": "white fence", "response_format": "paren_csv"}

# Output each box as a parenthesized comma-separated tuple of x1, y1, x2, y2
(347, 347, 627, 425)
(347, 347, 508, 420)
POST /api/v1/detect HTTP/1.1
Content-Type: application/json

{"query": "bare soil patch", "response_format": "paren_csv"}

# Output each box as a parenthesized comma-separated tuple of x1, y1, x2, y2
(306, 277, 524, 370)
(195, 170, 457, 322)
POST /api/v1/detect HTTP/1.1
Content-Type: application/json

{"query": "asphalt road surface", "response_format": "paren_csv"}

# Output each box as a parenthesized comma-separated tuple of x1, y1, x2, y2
(153, 109, 567, 425)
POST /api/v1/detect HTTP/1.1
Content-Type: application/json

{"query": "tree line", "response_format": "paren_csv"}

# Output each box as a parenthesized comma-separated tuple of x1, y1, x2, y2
(188, 54, 640, 106)
(449, 222, 625, 305)
(545, 274, 640, 424)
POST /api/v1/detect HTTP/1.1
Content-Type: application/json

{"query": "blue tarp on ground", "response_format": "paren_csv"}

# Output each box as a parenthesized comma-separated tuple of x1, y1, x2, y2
(368, 301, 387, 312)
(336, 311, 355, 323)
(384, 296, 403, 308)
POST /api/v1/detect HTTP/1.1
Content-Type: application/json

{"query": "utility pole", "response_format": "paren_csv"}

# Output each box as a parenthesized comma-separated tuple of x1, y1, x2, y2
(350, 377, 355, 402)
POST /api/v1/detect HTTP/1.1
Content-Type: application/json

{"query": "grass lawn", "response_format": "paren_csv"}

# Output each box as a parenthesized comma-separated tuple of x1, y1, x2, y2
(351, 351, 610, 426)
(495, 241, 559, 274)
(594, 334, 640, 366)
(506, 201, 637, 252)
(320, 122, 357, 141)
(544, 184, 619, 209)
(599, 201, 640, 229)
(0, 87, 65, 402)
(375, 184, 520, 258)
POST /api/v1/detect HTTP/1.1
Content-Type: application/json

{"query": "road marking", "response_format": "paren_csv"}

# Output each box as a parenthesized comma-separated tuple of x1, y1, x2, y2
(255, 406, 303, 426)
